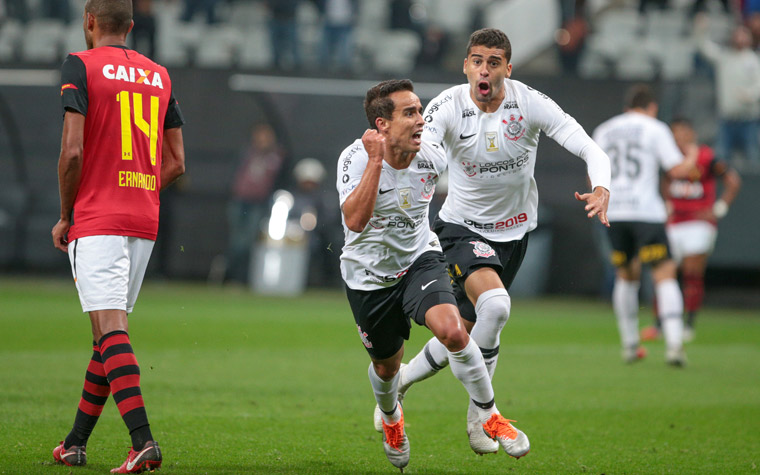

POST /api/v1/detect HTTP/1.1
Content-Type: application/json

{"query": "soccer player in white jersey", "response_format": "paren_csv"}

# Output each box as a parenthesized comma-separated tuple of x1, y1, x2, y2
(339, 79, 530, 471)
(592, 85, 697, 366)
(376, 28, 612, 452)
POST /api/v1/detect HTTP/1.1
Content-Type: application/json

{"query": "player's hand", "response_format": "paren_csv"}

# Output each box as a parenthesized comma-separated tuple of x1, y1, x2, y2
(52, 219, 71, 253)
(362, 129, 385, 163)
(575, 186, 610, 227)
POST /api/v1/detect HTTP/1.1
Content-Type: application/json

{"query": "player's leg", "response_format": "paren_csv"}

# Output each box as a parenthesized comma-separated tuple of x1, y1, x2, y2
(681, 252, 708, 340)
(651, 258, 686, 366)
(608, 224, 645, 363)
(346, 285, 410, 470)
(424, 303, 529, 458)
(54, 238, 113, 467)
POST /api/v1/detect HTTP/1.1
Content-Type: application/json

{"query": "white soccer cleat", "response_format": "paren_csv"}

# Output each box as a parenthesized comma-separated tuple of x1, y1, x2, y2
(374, 364, 407, 433)
(481, 413, 530, 459)
(665, 346, 687, 367)
(466, 400, 499, 454)
(382, 405, 410, 471)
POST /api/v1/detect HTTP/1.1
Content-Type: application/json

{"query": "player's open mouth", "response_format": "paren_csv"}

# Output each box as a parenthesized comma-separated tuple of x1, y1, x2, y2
(478, 80, 490, 95)
(412, 131, 422, 145)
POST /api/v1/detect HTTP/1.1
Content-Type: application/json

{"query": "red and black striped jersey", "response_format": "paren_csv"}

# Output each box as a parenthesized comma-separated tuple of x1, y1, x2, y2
(60, 45, 184, 241)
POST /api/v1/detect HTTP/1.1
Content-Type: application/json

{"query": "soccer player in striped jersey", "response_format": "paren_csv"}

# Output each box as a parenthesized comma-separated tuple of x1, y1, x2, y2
(383, 28, 611, 451)
(51, 1, 185, 472)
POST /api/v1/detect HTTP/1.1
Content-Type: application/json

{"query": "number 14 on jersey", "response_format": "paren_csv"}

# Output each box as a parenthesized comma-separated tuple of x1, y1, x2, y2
(117, 91, 159, 166)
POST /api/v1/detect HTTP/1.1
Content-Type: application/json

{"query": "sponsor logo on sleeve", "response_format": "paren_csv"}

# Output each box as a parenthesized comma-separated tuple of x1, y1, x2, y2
(60, 83, 78, 95)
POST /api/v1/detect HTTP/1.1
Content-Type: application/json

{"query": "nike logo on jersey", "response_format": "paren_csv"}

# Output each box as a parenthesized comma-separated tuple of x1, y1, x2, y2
(379, 188, 394, 194)
(459, 133, 476, 140)
(421, 279, 437, 290)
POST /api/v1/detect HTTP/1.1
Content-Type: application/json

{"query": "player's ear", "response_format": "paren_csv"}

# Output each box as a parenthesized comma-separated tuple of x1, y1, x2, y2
(505, 62, 512, 78)
(375, 117, 389, 133)
(127, 19, 134, 35)
(462, 58, 468, 74)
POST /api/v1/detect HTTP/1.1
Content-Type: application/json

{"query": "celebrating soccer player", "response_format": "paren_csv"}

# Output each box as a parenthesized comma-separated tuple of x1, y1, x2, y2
(384, 28, 611, 453)
(51, 0, 185, 472)
(339, 79, 530, 471)
(592, 85, 696, 366)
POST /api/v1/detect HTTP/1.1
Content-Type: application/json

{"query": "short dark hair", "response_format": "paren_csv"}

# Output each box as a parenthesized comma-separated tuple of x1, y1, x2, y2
(670, 117, 692, 129)
(625, 84, 656, 110)
(364, 79, 415, 129)
(467, 28, 511, 63)
(85, 0, 132, 35)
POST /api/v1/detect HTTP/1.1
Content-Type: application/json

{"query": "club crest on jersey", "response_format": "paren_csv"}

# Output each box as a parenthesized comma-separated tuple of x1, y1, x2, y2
(461, 161, 478, 177)
(470, 241, 496, 258)
(399, 188, 412, 209)
(102, 64, 164, 89)
(357, 325, 373, 349)
(420, 173, 437, 199)
(503, 115, 525, 141)
(485, 132, 499, 152)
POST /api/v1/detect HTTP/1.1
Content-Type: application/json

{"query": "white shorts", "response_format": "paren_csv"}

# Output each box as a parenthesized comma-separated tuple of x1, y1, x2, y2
(68, 235, 155, 313)
(666, 220, 717, 263)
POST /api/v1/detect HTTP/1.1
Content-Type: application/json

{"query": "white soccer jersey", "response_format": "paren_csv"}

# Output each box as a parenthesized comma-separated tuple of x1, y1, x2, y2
(337, 138, 447, 290)
(423, 79, 610, 242)
(592, 111, 683, 223)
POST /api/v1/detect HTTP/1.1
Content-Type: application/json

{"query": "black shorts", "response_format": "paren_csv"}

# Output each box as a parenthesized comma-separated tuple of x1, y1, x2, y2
(606, 221, 671, 267)
(433, 218, 529, 322)
(345, 251, 457, 360)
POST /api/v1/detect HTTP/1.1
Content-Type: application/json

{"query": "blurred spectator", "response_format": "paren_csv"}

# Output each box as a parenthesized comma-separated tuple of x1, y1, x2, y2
(4, 0, 30, 23)
(416, 25, 450, 70)
(691, 0, 732, 16)
(556, 0, 588, 75)
(746, 12, 760, 49)
(317, 0, 358, 71)
(266, 0, 302, 70)
(698, 22, 760, 163)
(131, 0, 156, 59)
(390, 0, 417, 31)
(290, 158, 341, 287)
(181, 0, 219, 24)
(40, 0, 70, 22)
(225, 123, 288, 284)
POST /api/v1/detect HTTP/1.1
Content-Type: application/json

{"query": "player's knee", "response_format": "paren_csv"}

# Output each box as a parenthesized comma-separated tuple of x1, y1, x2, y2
(372, 361, 400, 381)
(436, 326, 469, 352)
(475, 288, 511, 327)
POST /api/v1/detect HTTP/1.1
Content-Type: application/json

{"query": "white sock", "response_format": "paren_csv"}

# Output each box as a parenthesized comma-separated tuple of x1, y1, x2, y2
(399, 337, 449, 394)
(470, 288, 510, 380)
(368, 363, 401, 424)
(449, 338, 495, 420)
(656, 278, 684, 350)
(613, 278, 640, 349)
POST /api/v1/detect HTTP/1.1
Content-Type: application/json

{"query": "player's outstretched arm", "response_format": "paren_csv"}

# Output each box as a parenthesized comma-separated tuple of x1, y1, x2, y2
(574, 186, 610, 227)
(52, 111, 85, 253)
(160, 127, 186, 190)
(342, 129, 385, 232)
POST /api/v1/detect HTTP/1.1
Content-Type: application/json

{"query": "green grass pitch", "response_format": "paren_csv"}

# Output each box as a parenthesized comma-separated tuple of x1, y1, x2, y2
(0, 277, 758, 474)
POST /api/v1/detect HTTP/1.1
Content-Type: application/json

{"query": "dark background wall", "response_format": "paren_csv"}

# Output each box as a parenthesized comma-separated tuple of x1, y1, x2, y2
(1, 68, 757, 295)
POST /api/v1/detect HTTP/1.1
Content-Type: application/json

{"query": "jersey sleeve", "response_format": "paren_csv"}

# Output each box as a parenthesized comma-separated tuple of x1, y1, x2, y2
(655, 123, 684, 172)
(522, 85, 580, 144)
(337, 141, 369, 207)
(422, 90, 455, 147)
(164, 89, 185, 129)
(421, 140, 447, 174)
(60, 54, 88, 117)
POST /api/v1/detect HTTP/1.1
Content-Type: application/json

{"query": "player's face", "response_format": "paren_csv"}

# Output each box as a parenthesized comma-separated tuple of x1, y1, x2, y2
(383, 90, 425, 154)
(464, 45, 512, 106)
(671, 124, 695, 154)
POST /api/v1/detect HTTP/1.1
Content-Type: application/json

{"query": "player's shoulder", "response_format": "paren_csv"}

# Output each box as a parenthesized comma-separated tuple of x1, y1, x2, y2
(424, 84, 466, 114)
(338, 138, 367, 163)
